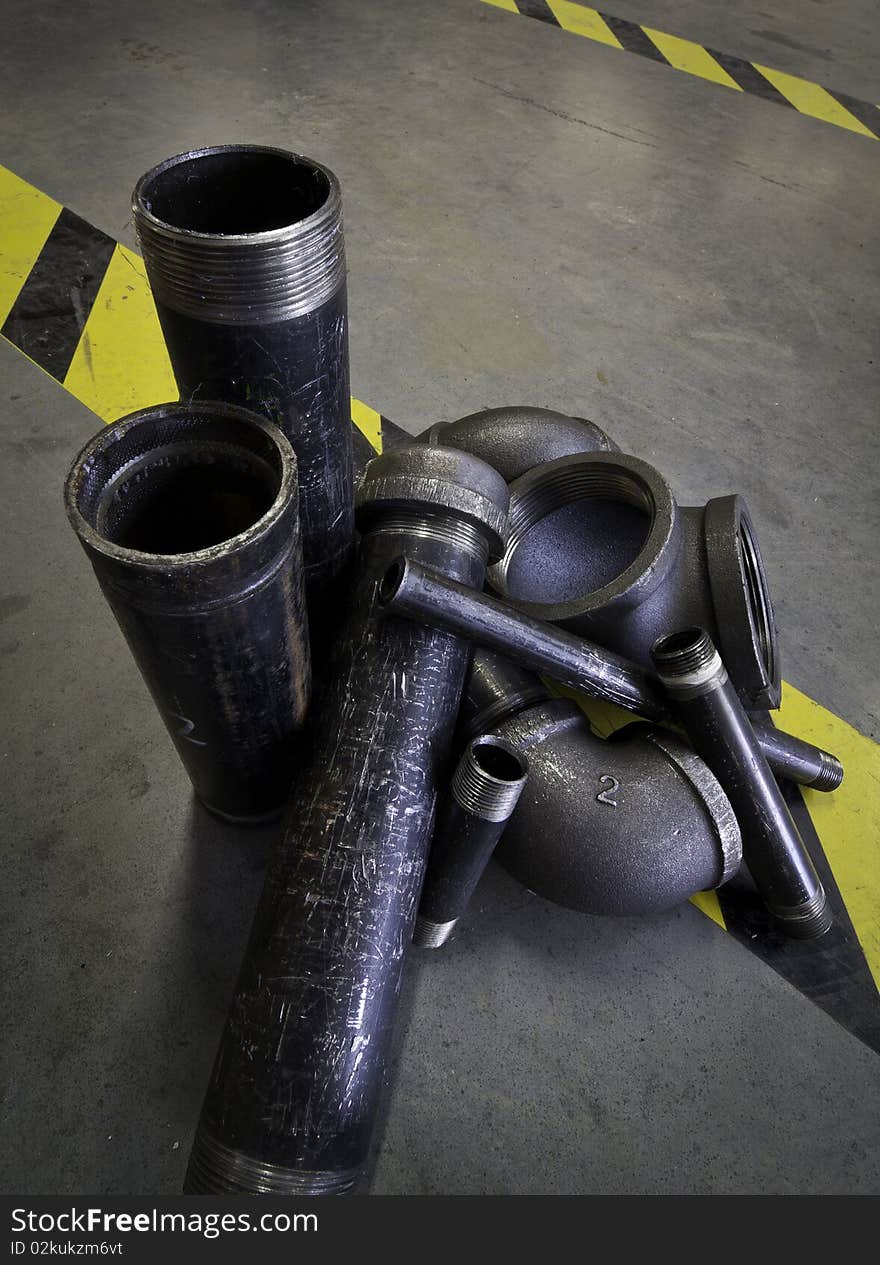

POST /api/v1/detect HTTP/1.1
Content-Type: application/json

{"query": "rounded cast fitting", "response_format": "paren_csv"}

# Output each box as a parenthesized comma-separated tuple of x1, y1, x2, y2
(488, 452, 781, 710)
(419, 405, 618, 481)
(462, 652, 742, 917)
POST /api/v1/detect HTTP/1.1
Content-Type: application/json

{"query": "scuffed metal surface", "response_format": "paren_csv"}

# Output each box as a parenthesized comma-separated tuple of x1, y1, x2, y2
(189, 502, 491, 1186)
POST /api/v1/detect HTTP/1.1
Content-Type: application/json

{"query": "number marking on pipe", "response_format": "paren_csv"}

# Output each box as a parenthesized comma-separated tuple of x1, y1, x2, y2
(596, 774, 620, 806)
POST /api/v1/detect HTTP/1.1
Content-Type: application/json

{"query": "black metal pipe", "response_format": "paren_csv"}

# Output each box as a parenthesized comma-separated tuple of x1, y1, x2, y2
(132, 145, 354, 623)
(652, 628, 831, 938)
(184, 445, 509, 1195)
(488, 452, 781, 708)
(64, 401, 310, 824)
(414, 734, 528, 948)
(419, 405, 618, 480)
(460, 652, 742, 916)
(379, 558, 843, 791)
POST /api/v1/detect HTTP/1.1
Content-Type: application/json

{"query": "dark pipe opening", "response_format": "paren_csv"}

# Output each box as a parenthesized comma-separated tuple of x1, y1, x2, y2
(139, 149, 331, 235)
(738, 517, 775, 684)
(500, 466, 654, 603)
(654, 627, 704, 656)
(652, 627, 716, 677)
(75, 409, 283, 557)
(378, 558, 406, 605)
(471, 738, 527, 783)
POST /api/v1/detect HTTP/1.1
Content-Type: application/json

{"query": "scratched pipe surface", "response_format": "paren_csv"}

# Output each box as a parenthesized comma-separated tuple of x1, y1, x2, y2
(64, 401, 311, 824)
(378, 558, 844, 792)
(133, 145, 354, 626)
(184, 445, 509, 1194)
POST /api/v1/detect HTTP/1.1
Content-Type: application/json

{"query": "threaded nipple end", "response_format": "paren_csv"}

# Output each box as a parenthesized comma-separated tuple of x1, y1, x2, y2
(133, 146, 345, 324)
(451, 736, 528, 822)
(769, 883, 833, 939)
(413, 915, 458, 948)
(652, 627, 725, 691)
(184, 1124, 357, 1195)
(809, 751, 844, 792)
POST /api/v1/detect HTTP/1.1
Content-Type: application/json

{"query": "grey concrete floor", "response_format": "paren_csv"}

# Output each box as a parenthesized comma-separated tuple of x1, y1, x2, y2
(1, 0, 879, 1195)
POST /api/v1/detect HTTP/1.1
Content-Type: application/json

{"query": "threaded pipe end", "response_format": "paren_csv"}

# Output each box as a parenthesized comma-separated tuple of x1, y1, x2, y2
(769, 883, 833, 939)
(652, 627, 726, 693)
(184, 1123, 357, 1195)
(809, 751, 845, 792)
(451, 736, 528, 822)
(133, 146, 345, 324)
(413, 915, 458, 948)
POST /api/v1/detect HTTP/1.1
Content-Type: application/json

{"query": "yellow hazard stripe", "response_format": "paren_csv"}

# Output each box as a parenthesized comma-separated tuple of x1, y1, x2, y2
(776, 684, 880, 988)
(547, 2, 621, 49)
(754, 64, 877, 138)
(642, 27, 741, 90)
(0, 166, 62, 326)
(480, 0, 878, 141)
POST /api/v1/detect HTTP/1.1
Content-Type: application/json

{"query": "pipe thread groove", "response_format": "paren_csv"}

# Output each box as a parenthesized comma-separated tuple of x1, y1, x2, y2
(413, 915, 458, 948)
(452, 736, 529, 822)
(368, 511, 490, 565)
(133, 146, 345, 324)
(185, 1124, 357, 1195)
(769, 883, 832, 938)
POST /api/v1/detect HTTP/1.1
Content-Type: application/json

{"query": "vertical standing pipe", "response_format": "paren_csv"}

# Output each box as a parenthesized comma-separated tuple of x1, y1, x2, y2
(64, 401, 311, 823)
(185, 445, 509, 1194)
(132, 145, 354, 622)
(414, 734, 529, 948)
(651, 628, 831, 939)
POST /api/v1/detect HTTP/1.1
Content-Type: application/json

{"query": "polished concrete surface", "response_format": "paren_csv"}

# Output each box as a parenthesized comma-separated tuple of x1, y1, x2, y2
(1, 0, 878, 1194)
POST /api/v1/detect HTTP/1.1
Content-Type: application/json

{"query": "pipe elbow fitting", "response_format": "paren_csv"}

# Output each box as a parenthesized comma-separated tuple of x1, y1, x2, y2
(463, 654, 741, 917)
(419, 406, 618, 482)
(487, 452, 780, 709)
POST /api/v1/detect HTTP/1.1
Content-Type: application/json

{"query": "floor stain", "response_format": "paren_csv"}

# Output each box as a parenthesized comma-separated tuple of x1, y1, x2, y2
(0, 594, 31, 624)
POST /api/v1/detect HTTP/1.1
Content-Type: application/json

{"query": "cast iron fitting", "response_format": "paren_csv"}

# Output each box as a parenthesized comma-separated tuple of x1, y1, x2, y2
(488, 451, 781, 709)
(132, 146, 354, 619)
(185, 445, 509, 1195)
(414, 735, 528, 948)
(63, 401, 310, 823)
(419, 405, 618, 481)
(652, 628, 831, 938)
(459, 654, 742, 915)
(379, 558, 842, 791)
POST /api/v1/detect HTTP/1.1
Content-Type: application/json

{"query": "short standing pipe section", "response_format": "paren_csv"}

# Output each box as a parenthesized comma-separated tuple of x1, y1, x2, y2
(414, 735, 528, 948)
(651, 628, 831, 939)
(132, 145, 354, 621)
(184, 445, 509, 1194)
(64, 401, 311, 823)
(379, 558, 843, 791)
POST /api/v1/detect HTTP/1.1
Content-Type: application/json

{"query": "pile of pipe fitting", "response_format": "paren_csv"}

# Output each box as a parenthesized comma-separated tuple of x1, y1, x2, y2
(62, 146, 844, 1196)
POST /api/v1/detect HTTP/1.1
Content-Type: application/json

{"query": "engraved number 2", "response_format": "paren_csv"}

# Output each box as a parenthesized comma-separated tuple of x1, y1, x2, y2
(596, 774, 620, 807)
